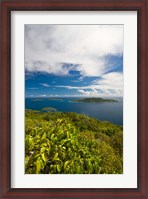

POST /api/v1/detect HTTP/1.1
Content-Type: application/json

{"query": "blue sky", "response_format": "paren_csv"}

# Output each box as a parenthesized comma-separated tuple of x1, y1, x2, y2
(25, 25, 123, 98)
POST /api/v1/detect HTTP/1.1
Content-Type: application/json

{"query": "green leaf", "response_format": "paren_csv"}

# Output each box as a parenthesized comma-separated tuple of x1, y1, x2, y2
(41, 133, 46, 140)
(41, 143, 47, 147)
(51, 134, 55, 140)
(41, 153, 46, 163)
(77, 166, 81, 174)
(25, 156, 29, 166)
(71, 139, 75, 145)
(64, 161, 69, 169)
(36, 160, 41, 174)
(28, 137, 33, 145)
(40, 147, 46, 153)
(34, 153, 40, 159)
(57, 164, 61, 172)
(62, 146, 66, 150)
(46, 146, 51, 155)
(57, 119, 62, 123)
(52, 152, 59, 161)
(61, 139, 71, 146)
(67, 131, 70, 139)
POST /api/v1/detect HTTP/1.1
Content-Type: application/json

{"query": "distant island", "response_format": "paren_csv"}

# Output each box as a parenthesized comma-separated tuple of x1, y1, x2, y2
(32, 98, 44, 101)
(48, 98, 63, 102)
(72, 97, 118, 103)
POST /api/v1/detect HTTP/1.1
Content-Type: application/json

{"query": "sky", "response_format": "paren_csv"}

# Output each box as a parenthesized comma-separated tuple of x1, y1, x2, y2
(25, 25, 123, 98)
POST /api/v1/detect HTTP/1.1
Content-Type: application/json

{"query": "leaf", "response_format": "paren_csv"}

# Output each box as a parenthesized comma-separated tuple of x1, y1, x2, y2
(57, 164, 61, 172)
(34, 153, 40, 159)
(61, 139, 71, 146)
(71, 139, 75, 145)
(40, 147, 46, 153)
(52, 152, 59, 161)
(67, 131, 70, 139)
(51, 134, 55, 140)
(41, 143, 47, 147)
(41, 133, 46, 140)
(41, 153, 46, 163)
(88, 161, 93, 171)
(28, 137, 33, 145)
(62, 146, 66, 150)
(31, 129, 35, 136)
(57, 119, 62, 123)
(36, 160, 41, 174)
(25, 156, 29, 166)
(46, 146, 51, 155)
(64, 161, 69, 169)
(77, 166, 83, 174)
(53, 165, 57, 172)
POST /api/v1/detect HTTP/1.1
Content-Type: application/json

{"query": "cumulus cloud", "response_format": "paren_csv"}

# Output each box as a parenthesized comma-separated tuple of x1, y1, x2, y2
(40, 83, 50, 87)
(78, 88, 100, 97)
(93, 72, 123, 90)
(39, 94, 47, 97)
(55, 72, 123, 97)
(25, 25, 123, 77)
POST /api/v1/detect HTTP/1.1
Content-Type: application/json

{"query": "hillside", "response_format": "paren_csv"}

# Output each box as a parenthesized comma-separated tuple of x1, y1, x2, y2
(25, 110, 123, 174)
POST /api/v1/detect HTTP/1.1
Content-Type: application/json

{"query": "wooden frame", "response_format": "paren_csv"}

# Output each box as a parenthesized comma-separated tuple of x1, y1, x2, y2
(0, 0, 147, 198)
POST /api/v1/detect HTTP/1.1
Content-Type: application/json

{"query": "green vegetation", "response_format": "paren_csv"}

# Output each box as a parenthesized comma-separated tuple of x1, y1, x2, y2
(72, 97, 118, 103)
(25, 110, 123, 174)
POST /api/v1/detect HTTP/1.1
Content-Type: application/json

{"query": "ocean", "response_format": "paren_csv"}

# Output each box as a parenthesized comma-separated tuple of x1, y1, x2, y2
(25, 97, 123, 126)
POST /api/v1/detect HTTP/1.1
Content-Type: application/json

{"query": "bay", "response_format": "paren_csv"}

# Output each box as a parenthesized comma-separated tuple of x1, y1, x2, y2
(25, 97, 123, 126)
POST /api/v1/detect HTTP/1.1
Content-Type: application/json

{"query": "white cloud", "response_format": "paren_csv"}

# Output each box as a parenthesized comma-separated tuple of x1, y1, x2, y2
(78, 89, 100, 97)
(25, 25, 123, 77)
(40, 83, 50, 87)
(93, 72, 123, 90)
(39, 94, 47, 97)
(78, 90, 90, 95)
(55, 72, 123, 97)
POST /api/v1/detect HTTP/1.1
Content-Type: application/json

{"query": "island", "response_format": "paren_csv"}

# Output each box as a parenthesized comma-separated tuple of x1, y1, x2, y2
(32, 98, 44, 101)
(72, 97, 118, 103)
(48, 98, 63, 102)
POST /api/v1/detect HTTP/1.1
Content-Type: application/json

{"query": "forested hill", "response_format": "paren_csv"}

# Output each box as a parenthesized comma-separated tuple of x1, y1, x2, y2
(72, 97, 118, 103)
(25, 110, 123, 174)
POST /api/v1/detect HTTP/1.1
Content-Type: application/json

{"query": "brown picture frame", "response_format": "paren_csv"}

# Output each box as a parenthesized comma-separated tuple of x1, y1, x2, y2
(0, 0, 147, 198)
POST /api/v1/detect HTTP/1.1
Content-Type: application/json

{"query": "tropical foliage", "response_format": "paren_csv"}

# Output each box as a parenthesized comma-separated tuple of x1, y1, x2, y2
(25, 109, 123, 174)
